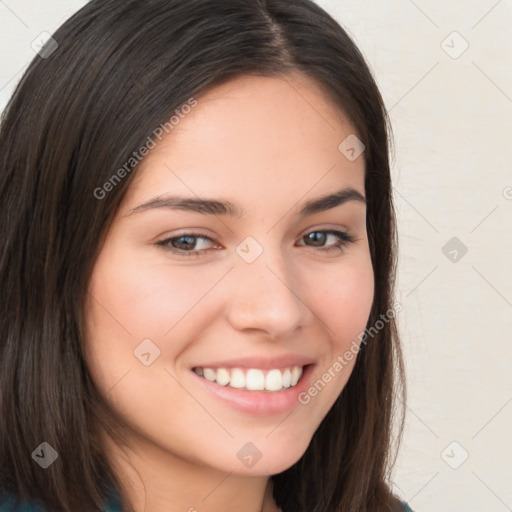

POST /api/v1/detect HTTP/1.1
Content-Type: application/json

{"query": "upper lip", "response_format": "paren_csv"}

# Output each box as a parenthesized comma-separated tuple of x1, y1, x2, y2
(192, 355, 316, 370)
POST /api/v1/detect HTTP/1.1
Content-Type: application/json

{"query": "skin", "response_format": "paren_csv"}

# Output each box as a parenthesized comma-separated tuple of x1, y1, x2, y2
(84, 71, 374, 512)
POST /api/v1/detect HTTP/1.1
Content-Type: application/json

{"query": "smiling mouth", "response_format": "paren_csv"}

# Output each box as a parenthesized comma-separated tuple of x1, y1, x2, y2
(192, 365, 307, 392)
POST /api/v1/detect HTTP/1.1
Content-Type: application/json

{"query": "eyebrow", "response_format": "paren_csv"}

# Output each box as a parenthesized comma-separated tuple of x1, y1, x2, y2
(125, 187, 366, 218)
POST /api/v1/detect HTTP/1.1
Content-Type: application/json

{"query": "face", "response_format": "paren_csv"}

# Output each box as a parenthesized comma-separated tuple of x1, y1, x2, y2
(84, 72, 374, 478)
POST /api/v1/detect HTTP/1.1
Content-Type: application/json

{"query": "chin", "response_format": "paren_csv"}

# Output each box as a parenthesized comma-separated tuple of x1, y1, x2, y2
(216, 435, 312, 476)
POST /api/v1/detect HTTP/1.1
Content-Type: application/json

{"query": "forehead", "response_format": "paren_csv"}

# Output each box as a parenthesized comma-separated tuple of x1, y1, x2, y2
(121, 72, 365, 215)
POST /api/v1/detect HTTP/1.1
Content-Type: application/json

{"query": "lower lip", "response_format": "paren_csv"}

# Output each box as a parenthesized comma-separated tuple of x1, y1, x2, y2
(190, 364, 316, 415)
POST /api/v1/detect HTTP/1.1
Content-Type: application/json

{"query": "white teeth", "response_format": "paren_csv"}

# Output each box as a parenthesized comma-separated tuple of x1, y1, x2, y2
(193, 365, 304, 391)
(202, 368, 216, 382)
(230, 369, 245, 388)
(291, 366, 302, 386)
(246, 369, 265, 390)
(265, 369, 283, 391)
(282, 368, 291, 388)
(216, 368, 230, 386)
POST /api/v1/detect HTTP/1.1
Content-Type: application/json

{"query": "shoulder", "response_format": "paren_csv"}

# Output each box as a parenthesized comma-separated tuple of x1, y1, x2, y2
(401, 502, 415, 512)
(0, 488, 121, 512)
(0, 494, 45, 511)
(0, 494, 120, 512)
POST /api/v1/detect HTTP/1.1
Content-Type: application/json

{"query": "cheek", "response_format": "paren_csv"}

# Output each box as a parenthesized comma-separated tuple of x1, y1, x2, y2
(309, 255, 374, 348)
(295, 255, 374, 409)
(87, 247, 217, 340)
(84, 245, 224, 389)
(83, 248, 219, 437)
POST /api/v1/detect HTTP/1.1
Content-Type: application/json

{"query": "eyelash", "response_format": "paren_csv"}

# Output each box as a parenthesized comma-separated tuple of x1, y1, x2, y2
(154, 229, 356, 258)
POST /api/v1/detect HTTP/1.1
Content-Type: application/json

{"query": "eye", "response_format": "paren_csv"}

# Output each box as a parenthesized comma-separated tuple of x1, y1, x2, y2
(298, 229, 356, 253)
(155, 229, 356, 258)
(155, 232, 217, 257)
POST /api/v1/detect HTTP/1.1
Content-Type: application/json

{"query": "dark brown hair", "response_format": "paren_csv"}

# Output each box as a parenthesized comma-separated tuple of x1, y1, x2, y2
(0, 1, 406, 511)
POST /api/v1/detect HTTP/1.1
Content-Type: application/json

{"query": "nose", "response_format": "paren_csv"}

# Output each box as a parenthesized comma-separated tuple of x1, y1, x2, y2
(224, 245, 311, 339)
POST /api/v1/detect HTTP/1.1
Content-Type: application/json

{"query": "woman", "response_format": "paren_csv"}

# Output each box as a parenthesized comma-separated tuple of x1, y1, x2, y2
(0, 1, 411, 511)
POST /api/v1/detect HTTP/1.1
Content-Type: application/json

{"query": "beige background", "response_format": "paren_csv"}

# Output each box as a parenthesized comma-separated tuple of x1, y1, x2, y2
(1, 1, 511, 511)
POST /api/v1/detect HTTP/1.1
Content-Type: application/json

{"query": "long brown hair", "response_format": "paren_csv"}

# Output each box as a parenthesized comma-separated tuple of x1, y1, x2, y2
(0, 1, 406, 510)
